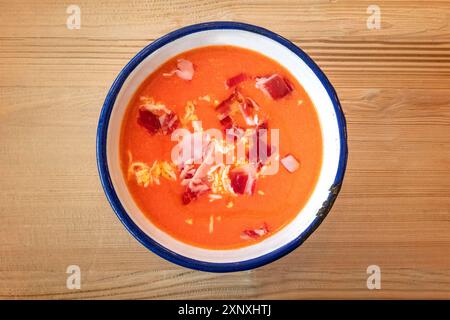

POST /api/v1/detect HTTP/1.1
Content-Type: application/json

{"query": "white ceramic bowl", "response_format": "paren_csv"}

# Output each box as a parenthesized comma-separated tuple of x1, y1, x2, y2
(97, 22, 348, 272)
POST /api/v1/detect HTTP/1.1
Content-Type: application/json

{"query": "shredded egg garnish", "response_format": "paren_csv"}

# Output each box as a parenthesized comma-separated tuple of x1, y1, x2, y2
(128, 162, 152, 187)
(128, 157, 177, 187)
(208, 194, 223, 202)
(140, 96, 170, 113)
(180, 101, 198, 127)
(198, 95, 211, 102)
(209, 215, 214, 234)
(208, 164, 235, 196)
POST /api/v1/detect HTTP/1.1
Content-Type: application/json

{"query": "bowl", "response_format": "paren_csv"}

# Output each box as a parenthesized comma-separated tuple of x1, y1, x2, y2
(97, 21, 347, 272)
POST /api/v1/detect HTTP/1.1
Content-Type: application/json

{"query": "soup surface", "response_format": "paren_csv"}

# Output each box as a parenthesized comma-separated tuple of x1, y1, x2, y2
(120, 45, 322, 249)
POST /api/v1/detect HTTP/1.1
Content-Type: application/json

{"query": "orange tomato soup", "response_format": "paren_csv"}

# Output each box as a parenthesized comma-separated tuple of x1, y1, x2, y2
(120, 45, 322, 249)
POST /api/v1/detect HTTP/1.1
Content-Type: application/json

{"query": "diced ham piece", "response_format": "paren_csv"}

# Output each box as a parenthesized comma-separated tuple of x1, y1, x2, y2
(180, 164, 195, 180)
(225, 73, 248, 89)
(281, 154, 300, 173)
(257, 119, 268, 130)
(182, 179, 209, 205)
(215, 90, 243, 129)
(137, 107, 161, 135)
(163, 59, 194, 80)
(219, 115, 233, 129)
(256, 74, 293, 100)
(175, 59, 194, 80)
(216, 89, 264, 129)
(182, 188, 198, 205)
(230, 171, 248, 194)
(230, 165, 257, 195)
(238, 97, 260, 126)
(138, 105, 179, 135)
(180, 141, 215, 204)
(216, 90, 242, 118)
(241, 223, 269, 239)
(159, 111, 179, 135)
(182, 179, 210, 205)
(243, 97, 260, 113)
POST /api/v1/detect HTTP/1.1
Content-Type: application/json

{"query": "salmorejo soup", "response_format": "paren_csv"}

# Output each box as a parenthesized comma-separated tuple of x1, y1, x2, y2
(120, 45, 322, 249)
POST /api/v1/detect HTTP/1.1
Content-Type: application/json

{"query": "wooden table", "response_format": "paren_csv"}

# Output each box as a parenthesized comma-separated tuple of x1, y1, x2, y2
(1, 0, 449, 299)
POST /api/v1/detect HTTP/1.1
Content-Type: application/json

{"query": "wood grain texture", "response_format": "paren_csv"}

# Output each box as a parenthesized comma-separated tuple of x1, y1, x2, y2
(0, 0, 449, 299)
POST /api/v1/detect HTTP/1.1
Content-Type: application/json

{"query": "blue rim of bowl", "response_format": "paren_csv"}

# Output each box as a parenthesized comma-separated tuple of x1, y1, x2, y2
(96, 21, 348, 273)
